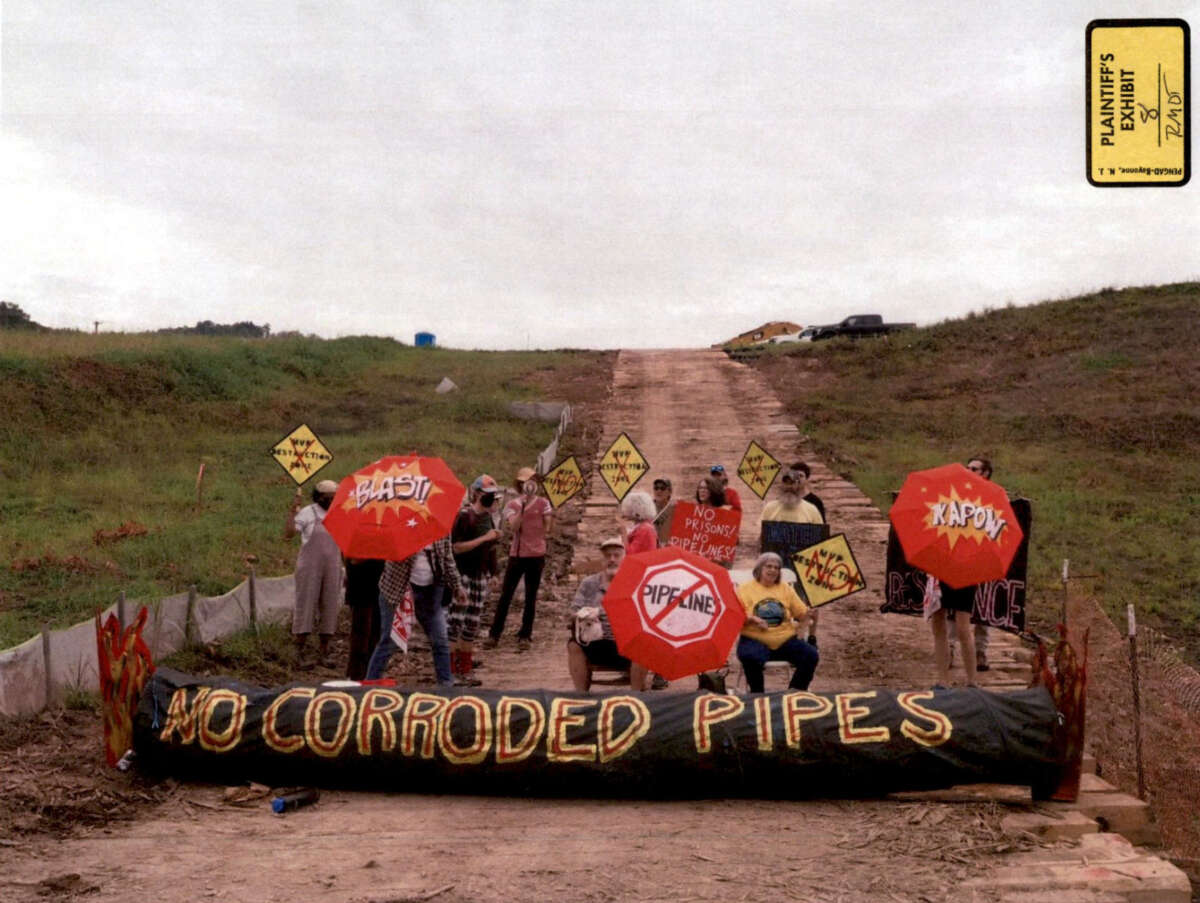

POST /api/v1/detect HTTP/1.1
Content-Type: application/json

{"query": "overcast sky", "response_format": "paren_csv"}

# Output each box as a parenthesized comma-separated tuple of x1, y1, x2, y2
(2, 2, 1197, 349)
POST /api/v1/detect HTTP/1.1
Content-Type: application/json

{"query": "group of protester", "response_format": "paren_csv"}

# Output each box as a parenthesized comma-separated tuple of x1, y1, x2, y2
(568, 462, 825, 694)
(288, 453, 994, 695)
(287, 466, 554, 687)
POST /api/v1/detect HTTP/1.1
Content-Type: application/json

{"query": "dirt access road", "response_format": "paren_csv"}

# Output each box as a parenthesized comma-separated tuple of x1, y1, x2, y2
(0, 351, 1089, 903)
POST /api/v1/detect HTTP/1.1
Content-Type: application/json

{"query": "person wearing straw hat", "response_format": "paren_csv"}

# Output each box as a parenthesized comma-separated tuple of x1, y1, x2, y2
(486, 466, 553, 652)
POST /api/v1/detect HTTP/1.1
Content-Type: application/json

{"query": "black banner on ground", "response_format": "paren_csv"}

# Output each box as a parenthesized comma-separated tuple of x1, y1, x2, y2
(134, 668, 1062, 799)
(881, 498, 1032, 634)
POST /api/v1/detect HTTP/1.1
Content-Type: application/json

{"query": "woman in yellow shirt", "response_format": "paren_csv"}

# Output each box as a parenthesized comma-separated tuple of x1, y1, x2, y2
(736, 553, 819, 692)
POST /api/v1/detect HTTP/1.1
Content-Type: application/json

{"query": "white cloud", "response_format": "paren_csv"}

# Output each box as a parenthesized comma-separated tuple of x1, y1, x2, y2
(2, 1, 1198, 347)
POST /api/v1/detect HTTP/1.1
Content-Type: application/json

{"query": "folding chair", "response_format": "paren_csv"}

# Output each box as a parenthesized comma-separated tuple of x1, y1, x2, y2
(584, 663, 632, 690)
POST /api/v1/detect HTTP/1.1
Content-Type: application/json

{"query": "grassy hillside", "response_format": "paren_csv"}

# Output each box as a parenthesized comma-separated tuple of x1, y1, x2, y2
(0, 332, 614, 647)
(752, 283, 1200, 656)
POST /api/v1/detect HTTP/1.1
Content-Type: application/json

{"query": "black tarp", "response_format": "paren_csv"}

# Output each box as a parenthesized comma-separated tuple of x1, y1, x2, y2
(134, 668, 1063, 799)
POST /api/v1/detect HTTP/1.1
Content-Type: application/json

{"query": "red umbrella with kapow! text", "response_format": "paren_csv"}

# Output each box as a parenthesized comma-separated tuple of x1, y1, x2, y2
(888, 462, 1023, 589)
(322, 455, 466, 561)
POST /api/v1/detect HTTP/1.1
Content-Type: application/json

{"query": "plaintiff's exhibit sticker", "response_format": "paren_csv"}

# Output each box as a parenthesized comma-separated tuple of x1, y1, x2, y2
(1087, 19, 1190, 186)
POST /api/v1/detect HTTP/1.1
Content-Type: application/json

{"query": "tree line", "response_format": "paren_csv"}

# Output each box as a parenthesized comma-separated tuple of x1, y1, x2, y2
(0, 302, 269, 337)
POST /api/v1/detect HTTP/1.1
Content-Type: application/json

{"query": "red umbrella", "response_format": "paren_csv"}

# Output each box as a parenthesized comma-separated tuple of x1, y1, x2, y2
(322, 455, 466, 561)
(889, 462, 1024, 589)
(602, 546, 744, 681)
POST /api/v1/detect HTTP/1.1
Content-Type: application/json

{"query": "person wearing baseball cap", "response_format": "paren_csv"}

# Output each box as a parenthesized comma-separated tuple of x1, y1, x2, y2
(448, 475, 504, 685)
(567, 537, 648, 692)
(460, 473, 494, 509)
(285, 478, 343, 669)
(485, 466, 553, 652)
(709, 464, 742, 512)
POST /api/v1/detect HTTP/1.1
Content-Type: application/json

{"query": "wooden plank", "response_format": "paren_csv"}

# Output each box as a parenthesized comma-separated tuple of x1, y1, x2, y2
(887, 783, 1033, 804)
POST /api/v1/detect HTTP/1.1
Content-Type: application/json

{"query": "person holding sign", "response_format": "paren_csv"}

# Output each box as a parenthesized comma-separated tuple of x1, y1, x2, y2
(486, 467, 553, 652)
(370, 538, 464, 687)
(760, 463, 825, 646)
(709, 464, 742, 512)
(695, 475, 728, 509)
(285, 479, 342, 669)
(761, 463, 822, 523)
(694, 476, 735, 567)
(735, 553, 819, 693)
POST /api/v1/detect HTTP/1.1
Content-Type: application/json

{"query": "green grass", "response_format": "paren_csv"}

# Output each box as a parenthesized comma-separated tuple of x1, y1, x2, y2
(160, 620, 298, 686)
(752, 283, 1200, 655)
(0, 332, 613, 647)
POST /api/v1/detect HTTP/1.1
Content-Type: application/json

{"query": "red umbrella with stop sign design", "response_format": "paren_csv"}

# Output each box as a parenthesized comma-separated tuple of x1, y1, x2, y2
(602, 546, 744, 681)
(322, 455, 466, 561)
(888, 462, 1024, 590)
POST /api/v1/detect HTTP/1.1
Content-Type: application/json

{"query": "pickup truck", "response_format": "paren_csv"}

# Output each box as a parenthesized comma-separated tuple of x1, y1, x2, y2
(809, 314, 915, 341)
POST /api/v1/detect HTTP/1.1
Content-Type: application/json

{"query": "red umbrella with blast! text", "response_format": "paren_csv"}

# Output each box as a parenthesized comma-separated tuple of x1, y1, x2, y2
(322, 455, 466, 561)
(602, 546, 744, 681)
(888, 462, 1023, 589)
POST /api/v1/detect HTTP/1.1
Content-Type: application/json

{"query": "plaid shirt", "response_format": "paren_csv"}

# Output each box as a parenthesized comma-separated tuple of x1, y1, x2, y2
(379, 536, 461, 607)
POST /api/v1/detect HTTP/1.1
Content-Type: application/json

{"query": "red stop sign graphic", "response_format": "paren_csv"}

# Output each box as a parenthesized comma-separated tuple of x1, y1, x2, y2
(603, 546, 744, 680)
(634, 562, 726, 647)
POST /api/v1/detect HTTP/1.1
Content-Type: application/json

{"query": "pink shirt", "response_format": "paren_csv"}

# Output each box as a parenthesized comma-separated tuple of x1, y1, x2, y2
(505, 495, 553, 557)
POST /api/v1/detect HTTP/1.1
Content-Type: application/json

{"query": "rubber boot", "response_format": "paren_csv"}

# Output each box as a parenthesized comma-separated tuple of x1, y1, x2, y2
(456, 650, 482, 687)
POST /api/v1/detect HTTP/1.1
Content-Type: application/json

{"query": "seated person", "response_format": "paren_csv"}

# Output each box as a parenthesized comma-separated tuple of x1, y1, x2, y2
(736, 553, 819, 693)
(567, 537, 648, 692)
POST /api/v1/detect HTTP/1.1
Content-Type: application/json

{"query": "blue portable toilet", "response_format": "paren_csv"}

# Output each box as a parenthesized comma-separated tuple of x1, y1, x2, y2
(414, 332, 436, 348)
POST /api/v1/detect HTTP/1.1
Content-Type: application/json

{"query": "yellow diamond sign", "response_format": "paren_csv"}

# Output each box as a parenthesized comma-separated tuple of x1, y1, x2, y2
(792, 533, 867, 608)
(543, 455, 586, 509)
(598, 432, 650, 502)
(736, 440, 782, 500)
(270, 423, 334, 485)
